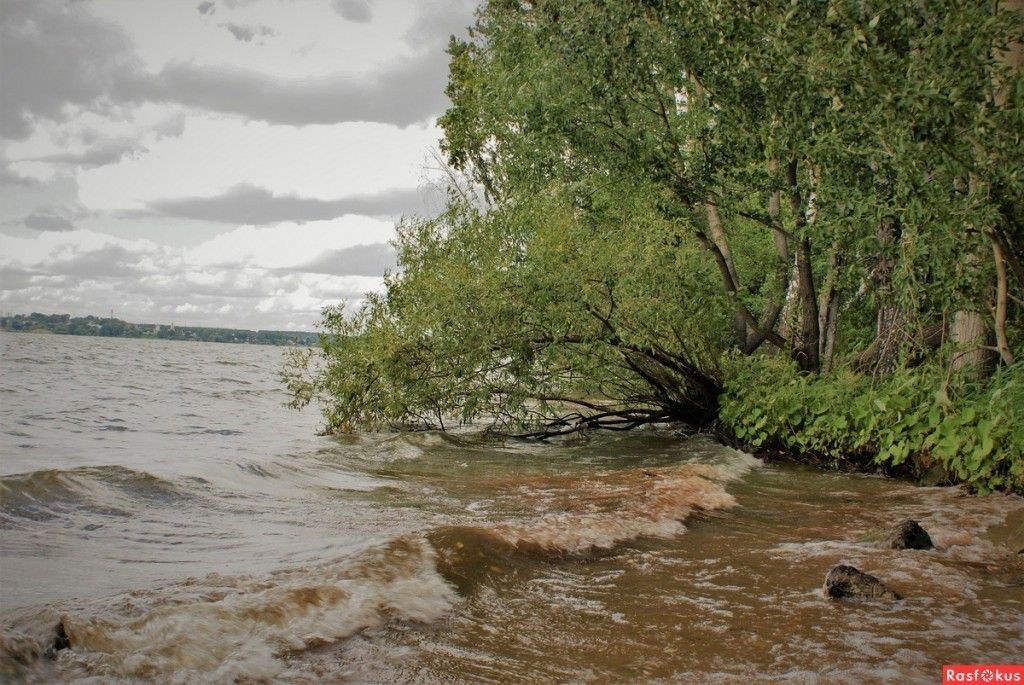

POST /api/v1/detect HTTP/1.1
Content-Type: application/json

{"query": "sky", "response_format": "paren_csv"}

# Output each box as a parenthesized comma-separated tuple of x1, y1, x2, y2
(0, 0, 478, 331)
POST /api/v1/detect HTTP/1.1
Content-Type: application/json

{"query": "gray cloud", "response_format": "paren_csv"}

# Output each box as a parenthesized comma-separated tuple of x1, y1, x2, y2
(23, 210, 76, 232)
(221, 22, 276, 42)
(0, 252, 138, 304)
(0, 237, 383, 329)
(28, 137, 146, 168)
(331, 0, 372, 23)
(53, 244, 145, 278)
(0, 0, 141, 139)
(0, 175, 84, 237)
(0, 265, 36, 291)
(1, 0, 478, 137)
(143, 183, 426, 224)
(197, 1, 216, 15)
(297, 242, 396, 277)
(0, 161, 39, 188)
(403, 0, 477, 48)
(153, 111, 188, 139)
(223, 23, 254, 41)
(119, 51, 450, 127)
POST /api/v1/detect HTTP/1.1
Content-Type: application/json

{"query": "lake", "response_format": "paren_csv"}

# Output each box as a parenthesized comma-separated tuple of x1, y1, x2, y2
(1, 332, 1021, 683)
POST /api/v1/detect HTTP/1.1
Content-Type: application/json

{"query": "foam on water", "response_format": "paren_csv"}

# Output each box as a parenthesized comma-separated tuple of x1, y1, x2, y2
(489, 463, 740, 553)
(4, 537, 456, 683)
(1, 450, 754, 682)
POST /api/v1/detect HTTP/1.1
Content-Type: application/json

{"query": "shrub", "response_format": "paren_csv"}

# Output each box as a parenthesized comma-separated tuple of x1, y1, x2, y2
(720, 356, 1024, 494)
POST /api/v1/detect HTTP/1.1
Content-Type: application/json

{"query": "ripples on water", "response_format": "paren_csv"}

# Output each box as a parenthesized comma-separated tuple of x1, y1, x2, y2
(1, 331, 1022, 683)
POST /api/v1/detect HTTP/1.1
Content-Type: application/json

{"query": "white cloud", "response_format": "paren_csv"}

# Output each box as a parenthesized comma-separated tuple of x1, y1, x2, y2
(76, 116, 441, 211)
(0, 0, 474, 329)
(5, 103, 191, 183)
(186, 215, 395, 269)
(0, 219, 396, 329)
(93, 0, 418, 80)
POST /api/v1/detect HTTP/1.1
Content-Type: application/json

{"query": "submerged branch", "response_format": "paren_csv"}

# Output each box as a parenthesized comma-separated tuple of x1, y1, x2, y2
(512, 408, 673, 440)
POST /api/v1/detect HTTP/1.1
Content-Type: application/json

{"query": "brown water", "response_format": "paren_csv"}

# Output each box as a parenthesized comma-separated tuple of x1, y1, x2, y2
(1, 332, 1021, 683)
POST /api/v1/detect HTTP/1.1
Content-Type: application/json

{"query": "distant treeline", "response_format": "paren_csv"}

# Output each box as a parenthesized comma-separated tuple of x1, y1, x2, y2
(1, 313, 318, 347)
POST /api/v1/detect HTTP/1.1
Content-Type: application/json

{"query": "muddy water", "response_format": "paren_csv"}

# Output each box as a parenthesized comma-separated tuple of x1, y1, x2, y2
(1, 332, 1022, 683)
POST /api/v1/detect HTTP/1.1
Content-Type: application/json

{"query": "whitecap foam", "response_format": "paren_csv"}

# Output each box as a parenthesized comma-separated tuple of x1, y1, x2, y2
(14, 536, 456, 683)
(680, 435, 763, 481)
(488, 463, 740, 554)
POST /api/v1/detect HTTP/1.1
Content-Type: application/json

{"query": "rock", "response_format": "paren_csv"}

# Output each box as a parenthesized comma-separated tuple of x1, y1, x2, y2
(917, 463, 951, 487)
(43, 621, 70, 659)
(824, 564, 902, 601)
(885, 519, 933, 550)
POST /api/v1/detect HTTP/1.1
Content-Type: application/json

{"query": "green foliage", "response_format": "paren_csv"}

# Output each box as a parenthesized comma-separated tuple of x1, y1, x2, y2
(295, 0, 1024, 493)
(288, 187, 727, 434)
(720, 356, 1024, 493)
(440, 0, 1023, 356)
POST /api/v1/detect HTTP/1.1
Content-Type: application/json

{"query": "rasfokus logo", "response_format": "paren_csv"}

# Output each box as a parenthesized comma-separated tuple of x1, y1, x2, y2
(944, 665, 1024, 683)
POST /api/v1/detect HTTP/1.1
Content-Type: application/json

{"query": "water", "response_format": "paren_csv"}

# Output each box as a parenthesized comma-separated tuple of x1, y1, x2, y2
(1, 331, 1021, 683)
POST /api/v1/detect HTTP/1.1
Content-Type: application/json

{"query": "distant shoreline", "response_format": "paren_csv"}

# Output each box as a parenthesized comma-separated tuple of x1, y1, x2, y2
(1, 313, 317, 347)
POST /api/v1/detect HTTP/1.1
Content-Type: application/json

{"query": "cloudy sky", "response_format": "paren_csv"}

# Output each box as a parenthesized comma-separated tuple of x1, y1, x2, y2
(0, 0, 477, 330)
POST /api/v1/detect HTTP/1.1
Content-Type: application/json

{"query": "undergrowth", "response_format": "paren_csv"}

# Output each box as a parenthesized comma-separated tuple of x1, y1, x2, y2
(719, 356, 1024, 494)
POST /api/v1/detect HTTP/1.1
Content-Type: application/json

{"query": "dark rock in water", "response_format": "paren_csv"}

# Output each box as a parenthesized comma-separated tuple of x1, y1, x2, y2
(886, 519, 933, 550)
(918, 463, 951, 487)
(43, 621, 70, 658)
(824, 564, 902, 601)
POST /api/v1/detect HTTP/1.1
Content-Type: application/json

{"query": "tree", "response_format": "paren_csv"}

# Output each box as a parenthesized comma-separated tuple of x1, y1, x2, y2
(287, 188, 727, 435)
(441, 0, 1023, 374)
(293, 0, 1023, 437)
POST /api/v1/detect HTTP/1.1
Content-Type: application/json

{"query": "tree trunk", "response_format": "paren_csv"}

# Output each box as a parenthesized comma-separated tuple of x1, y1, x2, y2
(871, 215, 906, 377)
(820, 291, 840, 374)
(874, 306, 907, 377)
(988, 0, 1023, 367)
(767, 157, 791, 298)
(786, 159, 820, 372)
(706, 201, 747, 346)
(795, 238, 821, 372)
(744, 158, 791, 355)
(817, 247, 842, 374)
(778, 253, 800, 343)
(953, 181, 996, 377)
(951, 308, 993, 378)
(992, 232, 1016, 366)
(952, 0, 1022, 377)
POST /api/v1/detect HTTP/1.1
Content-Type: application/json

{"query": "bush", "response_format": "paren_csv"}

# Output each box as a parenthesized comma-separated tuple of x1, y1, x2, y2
(719, 356, 1024, 494)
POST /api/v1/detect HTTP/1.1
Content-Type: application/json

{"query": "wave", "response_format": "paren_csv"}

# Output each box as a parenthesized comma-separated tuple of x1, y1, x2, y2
(0, 466, 189, 524)
(213, 359, 261, 368)
(497, 464, 737, 552)
(2, 537, 456, 683)
(427, 460, 747, 593)
(158, 428, 244, 436)
(0, 451, 759, 682)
